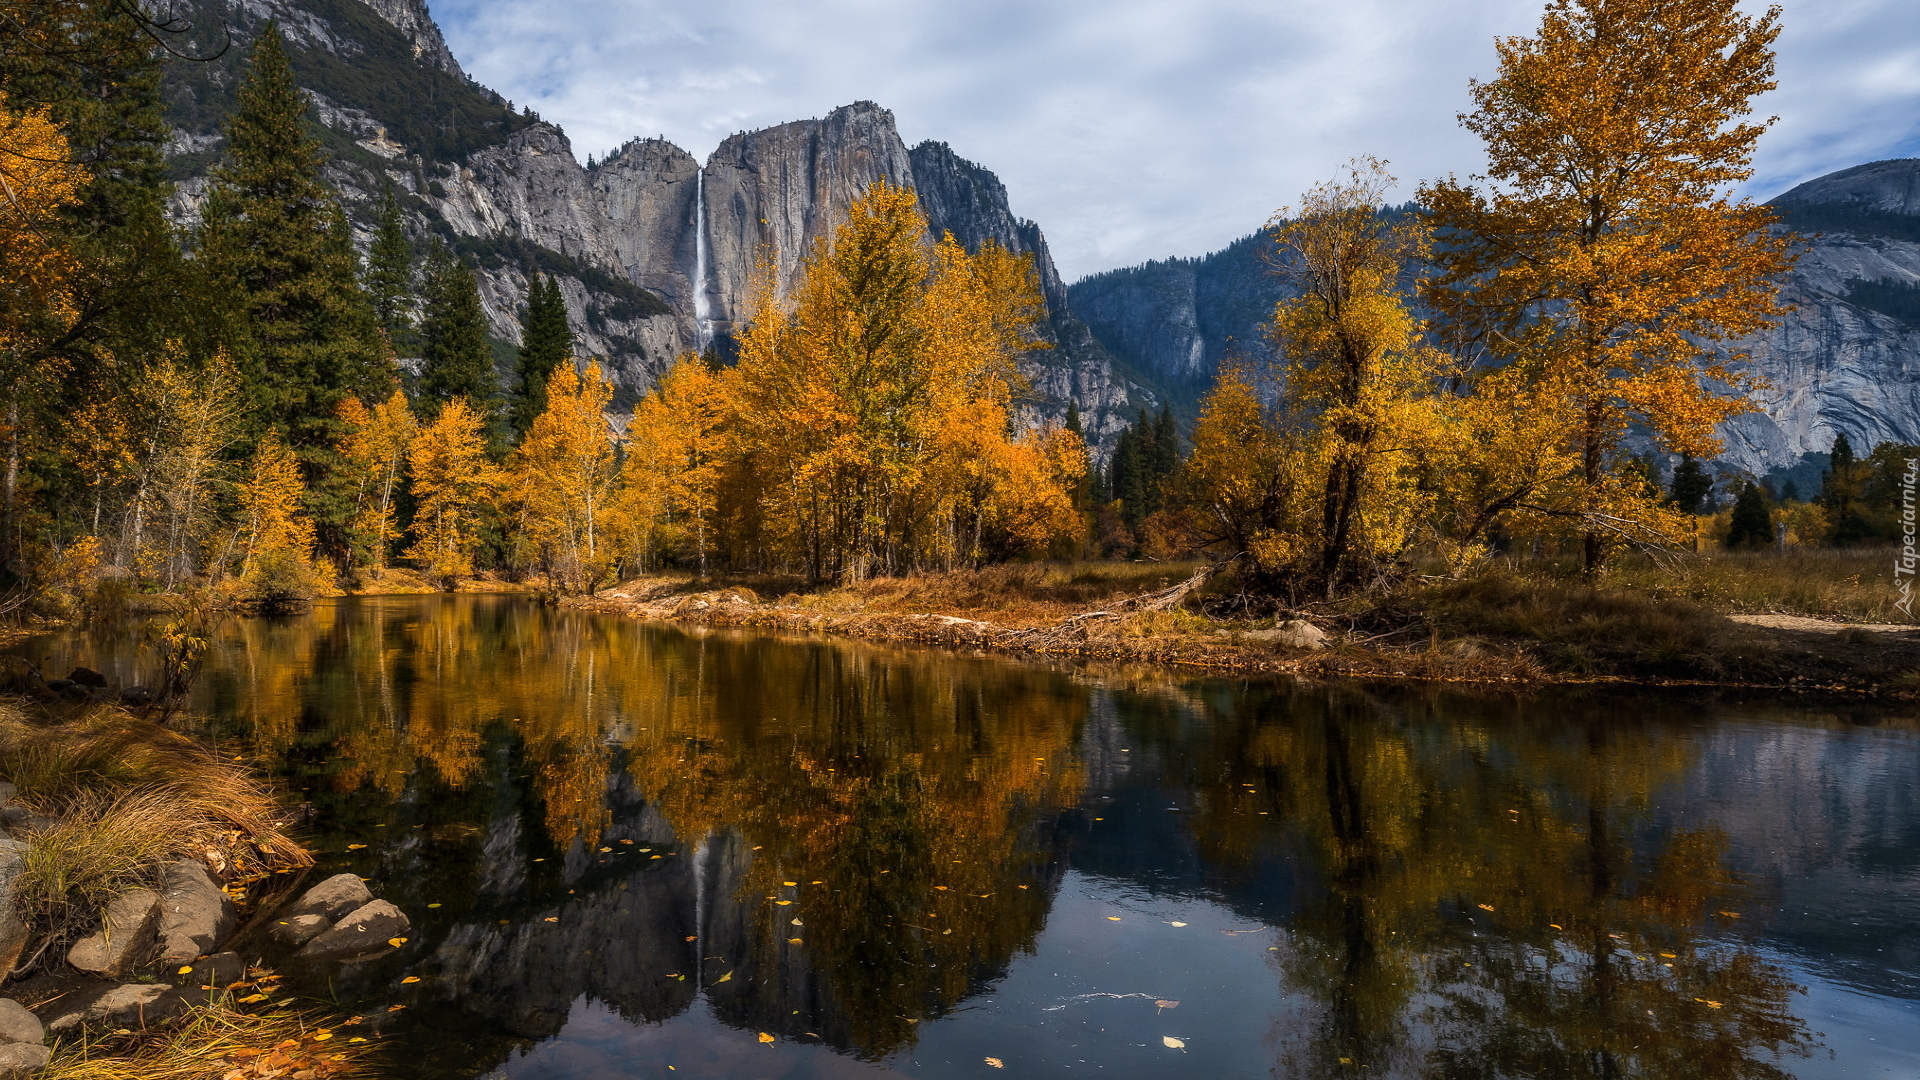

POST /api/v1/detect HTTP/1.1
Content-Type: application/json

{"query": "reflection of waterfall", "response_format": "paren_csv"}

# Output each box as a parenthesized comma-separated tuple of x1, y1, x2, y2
(692, 834, 709, 989)
(693, 168, 712, 350)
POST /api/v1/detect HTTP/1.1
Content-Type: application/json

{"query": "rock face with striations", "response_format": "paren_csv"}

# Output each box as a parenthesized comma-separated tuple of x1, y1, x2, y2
(159, 3, 1153, 444)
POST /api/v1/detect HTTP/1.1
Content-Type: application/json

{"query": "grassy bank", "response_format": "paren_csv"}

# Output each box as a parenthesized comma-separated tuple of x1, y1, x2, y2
(0, 701, 382, 1078)
(574, 550, 1920, 695)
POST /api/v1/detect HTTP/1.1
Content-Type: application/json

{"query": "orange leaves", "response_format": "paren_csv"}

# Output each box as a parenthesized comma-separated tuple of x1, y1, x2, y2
(0, 93, 85, 371)
(509, 363, 626, 593)
(405, 397, 504, 587)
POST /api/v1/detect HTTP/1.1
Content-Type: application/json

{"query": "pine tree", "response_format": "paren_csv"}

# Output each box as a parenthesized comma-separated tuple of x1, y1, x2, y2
(1148, 404, 1178, 515)
(418, 242, 499, 424)
(365, 181, 414, 338)
(1666, 454, 1713, 515)
(511, 275, 574, 441)
(197, 24, 388, 477)
(1724, 481, 1773, 550)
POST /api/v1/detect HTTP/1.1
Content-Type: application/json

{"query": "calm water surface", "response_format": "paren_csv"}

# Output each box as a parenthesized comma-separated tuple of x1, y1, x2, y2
(13, 595, 1920, 1079)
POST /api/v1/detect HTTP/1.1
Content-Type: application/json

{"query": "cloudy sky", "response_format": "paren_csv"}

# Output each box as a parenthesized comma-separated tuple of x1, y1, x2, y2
(431, 0, 1920, 281)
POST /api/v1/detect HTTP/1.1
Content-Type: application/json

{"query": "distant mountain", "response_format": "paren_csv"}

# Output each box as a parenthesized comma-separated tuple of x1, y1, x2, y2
(1068, 162, 1920, 477)
(159, 0, 1153, 441)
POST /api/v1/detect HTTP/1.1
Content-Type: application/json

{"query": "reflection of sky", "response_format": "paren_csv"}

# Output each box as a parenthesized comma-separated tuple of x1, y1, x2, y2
(485, 873, 1920, 1080)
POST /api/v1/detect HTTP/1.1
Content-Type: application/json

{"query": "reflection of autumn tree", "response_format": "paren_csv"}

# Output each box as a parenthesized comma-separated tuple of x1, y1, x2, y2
(1172, 688, 1814, 1080)
(617, 637, 1086, 1054)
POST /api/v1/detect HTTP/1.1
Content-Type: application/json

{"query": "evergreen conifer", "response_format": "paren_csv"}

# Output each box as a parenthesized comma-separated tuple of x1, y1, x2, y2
(197, 24, 388, 463)
(1666, 454, 1713, 515)
(1724, 481, 1774, 549)
(365, 181, 414, 337)
(418, 243, 500, 424)
(511, 275, 574, 440)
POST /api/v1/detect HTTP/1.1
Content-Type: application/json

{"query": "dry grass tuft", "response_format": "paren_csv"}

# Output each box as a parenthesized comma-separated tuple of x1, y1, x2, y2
(0, 698, 312, 958)
(44, 998, 380, 1079)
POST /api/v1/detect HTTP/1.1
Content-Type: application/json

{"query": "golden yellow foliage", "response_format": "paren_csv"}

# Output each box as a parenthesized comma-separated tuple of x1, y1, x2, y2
(508, 363, 624, 593)
(1421, 0, 1793, 571)
(406, 398, 503, 588)
(236, 432, 319, 606)
(621, 355, 727, 577)
(337, 390, 418, 572)
(0, 93, 85, 382)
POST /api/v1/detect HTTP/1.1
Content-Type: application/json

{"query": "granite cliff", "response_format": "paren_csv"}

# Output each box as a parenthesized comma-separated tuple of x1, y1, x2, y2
(1069, 166, 1920, 476)
(159, 0, 1148, 438)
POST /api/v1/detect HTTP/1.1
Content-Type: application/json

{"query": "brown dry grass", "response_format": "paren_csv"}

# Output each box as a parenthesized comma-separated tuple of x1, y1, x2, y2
(0, 699, 312, 952)
(1604, 548, 1909, 624)
(44, 998, 380, 1079)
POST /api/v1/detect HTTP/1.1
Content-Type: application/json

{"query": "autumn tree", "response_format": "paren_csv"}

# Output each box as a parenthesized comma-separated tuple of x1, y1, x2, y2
(236, 432, 320, 608)
(509, 363, 623, 593)
(1183, 162, 1442, 595)
(337, 390, 418, 572)
(622, 354, 727, 578)
(1421, 0, 1794, 573)
(511, 275, 573, 442)
(406, 397, 502, 588)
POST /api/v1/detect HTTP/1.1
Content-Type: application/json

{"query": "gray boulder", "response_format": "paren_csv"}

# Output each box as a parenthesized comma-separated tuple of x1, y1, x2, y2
(0, 999, 40, 1044)
(156, 860, 237, 963)
(282, 873, 374, 924)
(172, 951, 246, 993)
(67, 888, 161, 978)
(39, 982, 187, 1035)
(0, 1044, 47, 1079)
(297, 900, 410, 963)
(269, 913, 331, 948)
(0, 839, 26, 981)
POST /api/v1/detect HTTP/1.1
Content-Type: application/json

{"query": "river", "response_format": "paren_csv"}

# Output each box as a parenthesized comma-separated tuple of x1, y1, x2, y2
(11, 594, 1919, 1079)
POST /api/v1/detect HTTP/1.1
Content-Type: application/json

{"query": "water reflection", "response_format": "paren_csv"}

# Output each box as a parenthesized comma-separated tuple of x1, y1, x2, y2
(14, 596, 1918, 1080)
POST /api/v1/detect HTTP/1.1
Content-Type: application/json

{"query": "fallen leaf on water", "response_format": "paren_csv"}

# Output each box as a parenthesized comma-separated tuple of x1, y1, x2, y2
(1017, 885, 1028, 890)
(686, 935, 698, 942)
(599, 847, 612, 852)
(427, 903, 441, 909)
(313, 1033, 333, 1041)
(388, 1005, 406, 1013)
(811, 880, 823, 885)
(1697, 998, 1723, 1009)
(346, 844, 367, 851)
(783, 881, 798, 887)
(1155, 1000, 1180, 1010)
(348, 1037, 367, 1044)
(788, 938, 803, 945)
(621, 839, 633, 845)
(1661, 952, 1678, 958)
(1718, 911, 1742, 919)
(388, 937, 408, 947)
(1477, 904, 1496, 912)
(1168, 921, 1188, 928)
(1107, 916, 1121, 922)
(791, 919, 803, 926)
(714, 971, 734, 985)
(984, 1057, 1005, 1069)
(934, 886, 948, 891)
(942, 929, 952, 935)
(758, 1032, 775, 1044)
(1549, 923, 1563, 930)
(400, 977, 421, 985)
(1163, 1036, 1186, 1050)
(543, 917, 559, 923)
(775, 900, 792, 906)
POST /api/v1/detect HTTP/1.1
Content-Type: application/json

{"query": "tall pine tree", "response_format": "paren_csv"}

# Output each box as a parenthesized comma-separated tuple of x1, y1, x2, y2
(365, 181, 414, 338)
(197, 24, 388, 469)
(510, 275, 574, 441)
(418, 242, 500, 424)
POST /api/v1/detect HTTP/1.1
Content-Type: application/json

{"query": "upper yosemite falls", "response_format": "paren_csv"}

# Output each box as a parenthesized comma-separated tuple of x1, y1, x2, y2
(164, 0, 1920, 473)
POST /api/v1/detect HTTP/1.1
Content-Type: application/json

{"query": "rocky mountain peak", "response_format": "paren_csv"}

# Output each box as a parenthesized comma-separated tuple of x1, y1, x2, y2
(356, 0, 464, 78)
(1774, 158, 1920, 215)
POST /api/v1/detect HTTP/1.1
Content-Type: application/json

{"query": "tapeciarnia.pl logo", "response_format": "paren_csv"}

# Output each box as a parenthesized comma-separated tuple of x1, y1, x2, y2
(1898, 457, 1918, 619)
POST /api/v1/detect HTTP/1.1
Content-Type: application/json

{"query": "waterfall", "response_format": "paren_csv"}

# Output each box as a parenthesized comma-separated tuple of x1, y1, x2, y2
(692, 834, 709, 988)
(693, 167, 713, 350)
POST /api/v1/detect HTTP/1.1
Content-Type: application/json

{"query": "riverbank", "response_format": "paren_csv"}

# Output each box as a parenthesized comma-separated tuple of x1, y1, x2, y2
(571, 555, 1920, 696)
(0, 700, 390, 1078)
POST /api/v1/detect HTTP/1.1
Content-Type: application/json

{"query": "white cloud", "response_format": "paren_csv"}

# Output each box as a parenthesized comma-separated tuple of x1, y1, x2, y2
(429, 0, 1920, 279)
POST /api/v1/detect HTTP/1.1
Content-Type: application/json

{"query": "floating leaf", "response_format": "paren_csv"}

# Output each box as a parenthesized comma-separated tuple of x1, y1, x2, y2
(1168, 921, 1188, 927)
(1549, 923, 1563, 930)
(346, 844, 367, 851)
(427, 903, 442, 909)
(788, 938, 803, 945)
(1107, 916, 1121, 922)
(714, 971, 734, 985)
(783, 881, 798, 887)
(401, 976, 421, 985)
(758, 1032, 775, 1044)
(1155, 1000, 1180, 1010)
(599, 847, 612, 853)
(1476, 904, 1496, 912)
(775, 900, 792, 906)
(790, 919, 803, 926)
(985, 1057, 1005, 1068)
(1163, 1036, 1186, 1050)
(312, 1033, 333, 1041)
(388, 937, 408, 947)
